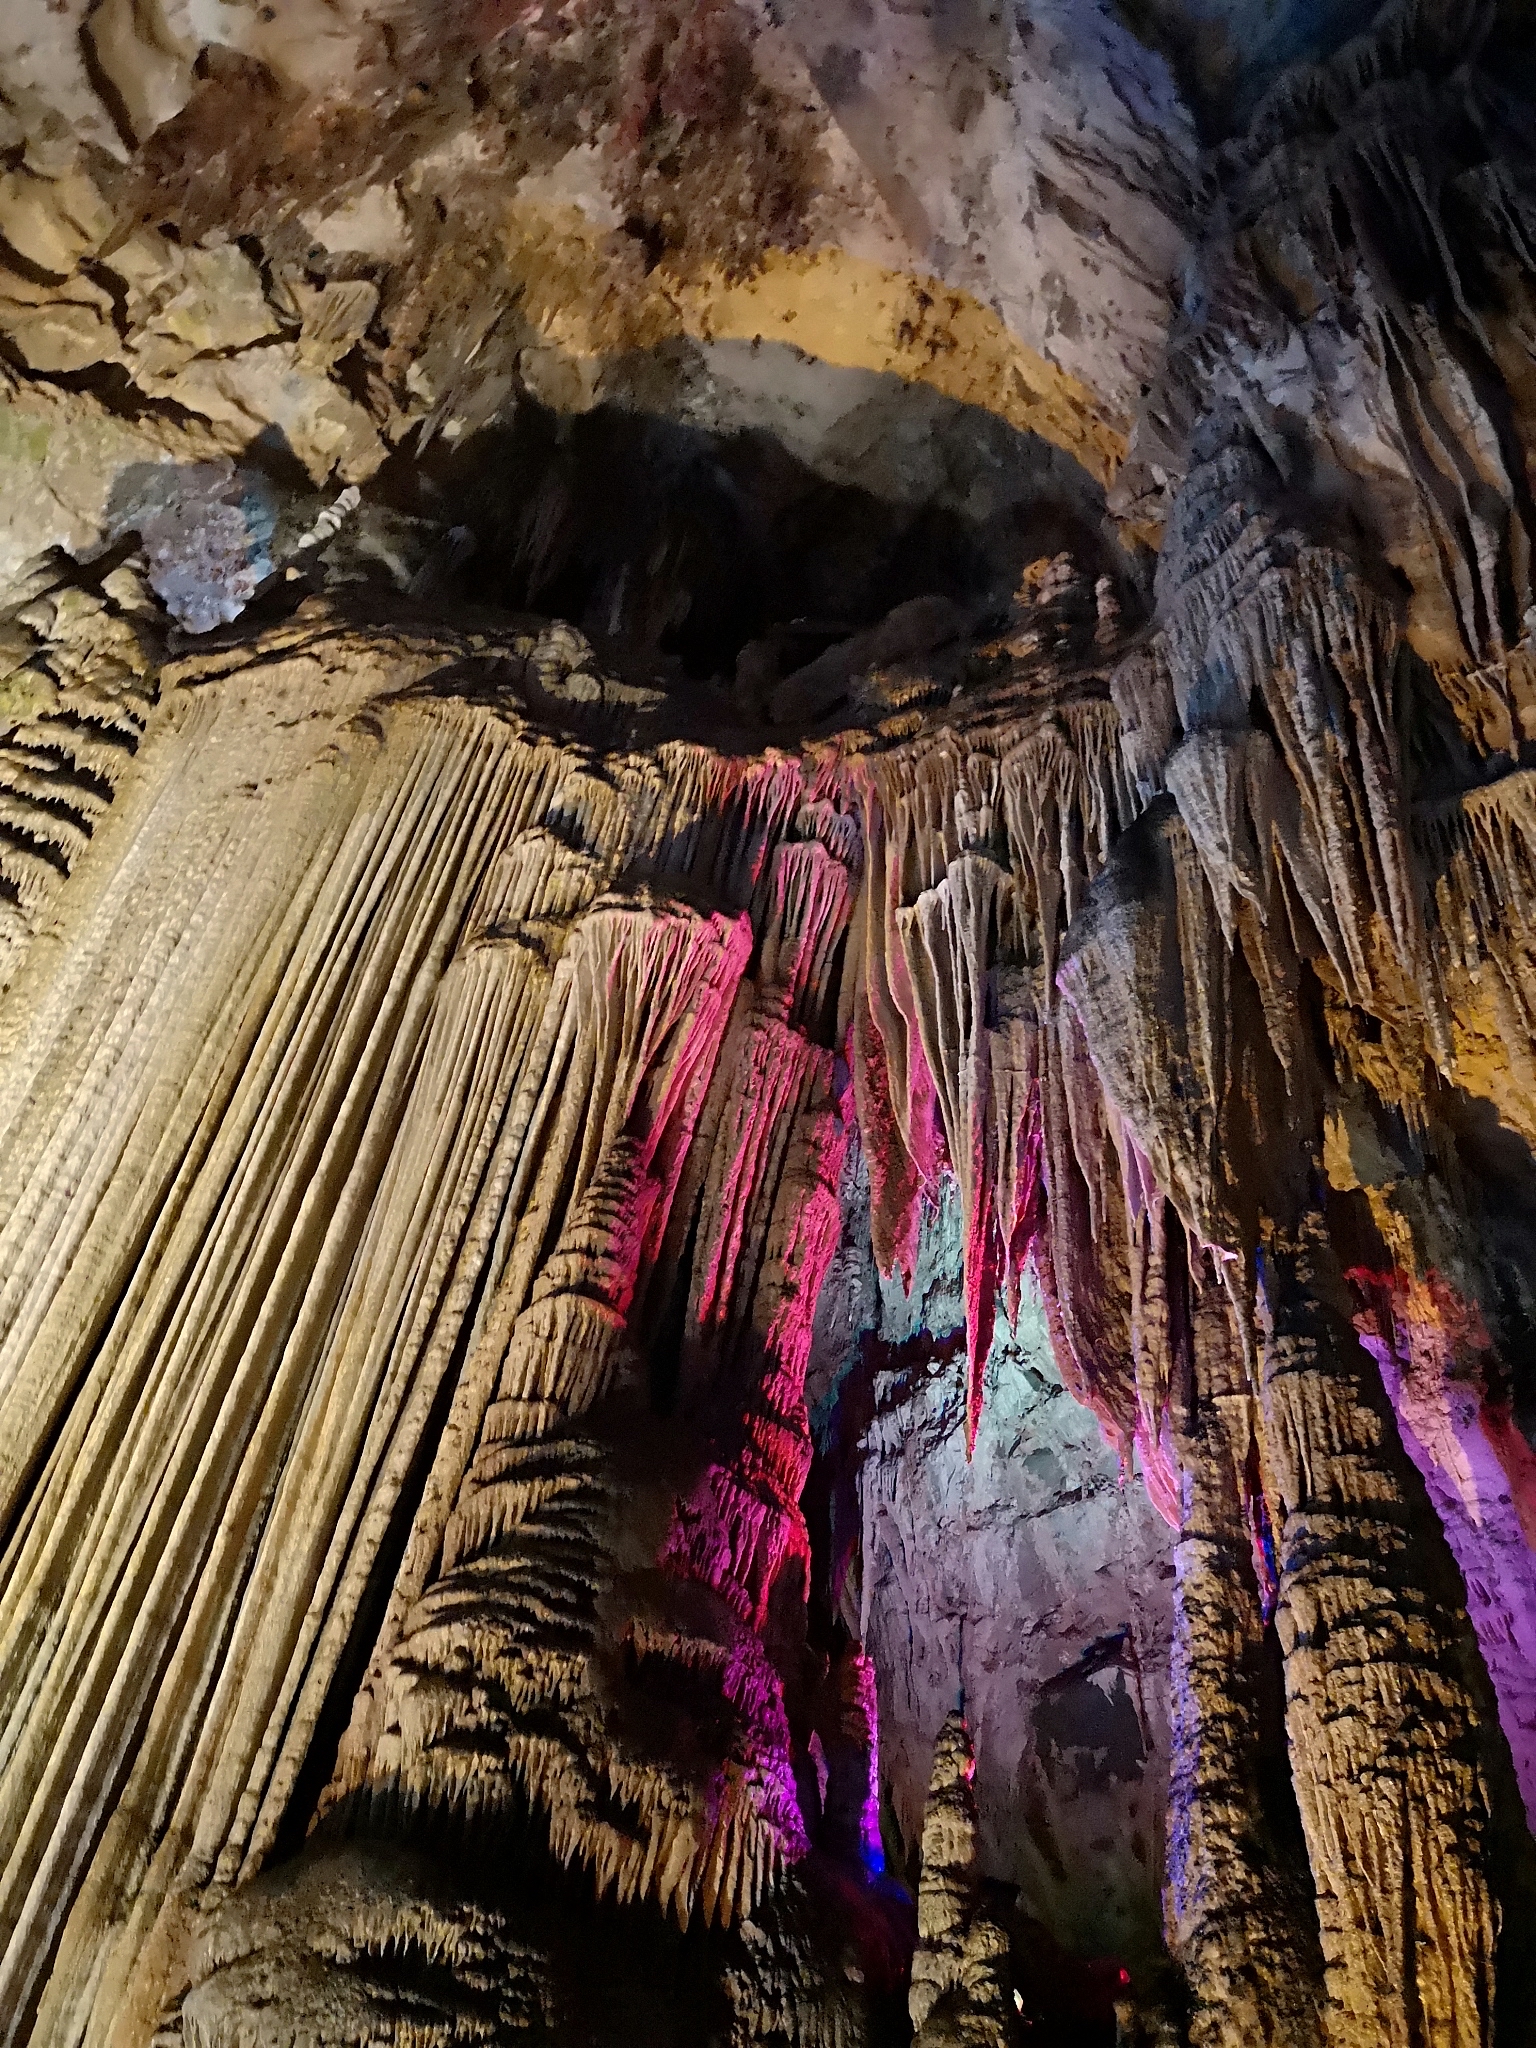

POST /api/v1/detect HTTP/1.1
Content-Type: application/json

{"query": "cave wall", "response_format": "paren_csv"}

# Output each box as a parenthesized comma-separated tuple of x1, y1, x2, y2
(831, 1181, 1176, 1976)
(0, 1, 1535, 2046)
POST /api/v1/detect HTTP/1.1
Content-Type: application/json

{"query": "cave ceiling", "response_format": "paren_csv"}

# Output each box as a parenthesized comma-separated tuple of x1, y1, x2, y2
(0, 2, 1535, 2047)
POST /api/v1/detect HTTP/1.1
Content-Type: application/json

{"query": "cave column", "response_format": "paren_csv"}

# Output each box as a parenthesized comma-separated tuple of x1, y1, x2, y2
(1259, 1214, 1496, 2048)
(1166, 1269, 1323, 2048)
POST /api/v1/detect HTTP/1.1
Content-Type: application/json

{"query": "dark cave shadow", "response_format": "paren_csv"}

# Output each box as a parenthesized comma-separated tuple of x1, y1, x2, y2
(357, 341, 1150, 715)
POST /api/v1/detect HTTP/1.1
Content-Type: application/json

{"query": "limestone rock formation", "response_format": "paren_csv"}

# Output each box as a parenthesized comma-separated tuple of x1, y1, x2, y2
(0, 1, 1534, 2046)
(907, 1715, 1011, 2048)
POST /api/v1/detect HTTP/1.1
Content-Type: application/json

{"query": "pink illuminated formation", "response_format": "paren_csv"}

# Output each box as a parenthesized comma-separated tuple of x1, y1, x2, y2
(1351, 1266, 1536, 1827)
(656, 800, 863, 1893)
(844, 1649, 886, 1874)
(156, 581, 1536, 1973)
(629, 910, 757, 1263)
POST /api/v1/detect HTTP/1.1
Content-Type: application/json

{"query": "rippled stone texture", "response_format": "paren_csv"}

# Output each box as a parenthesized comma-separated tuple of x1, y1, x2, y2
(0, 1, 1535, 2045)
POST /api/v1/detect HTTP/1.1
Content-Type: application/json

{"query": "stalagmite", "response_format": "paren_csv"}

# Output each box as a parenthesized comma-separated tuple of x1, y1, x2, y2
(907, 1714, 1012, 2048)
(1165, 1267, 1323, 2048)
(1259, 1219, 1496, 2048)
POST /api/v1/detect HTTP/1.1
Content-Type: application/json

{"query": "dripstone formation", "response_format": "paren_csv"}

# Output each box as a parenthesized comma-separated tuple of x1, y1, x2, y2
(0, 0, 1534, 2044)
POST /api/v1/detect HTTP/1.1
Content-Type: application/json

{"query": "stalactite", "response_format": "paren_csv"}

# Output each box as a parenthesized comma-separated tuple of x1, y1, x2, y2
(853, 645, 1148, 1458)
(0, 570, 160, 997)
(1058, 444, 1510, 2040)
(993, 693, 1146, 1460)
(1417, 768, 1536, 1146)
(1056, 792, 1294, 1512)
(661, 1029, 840, 1652)
(0, 451, 1523, 2047)
(0, 499, 1524, 2045)
(325, 892, 799, 1934)
(0, 675, 589, 2043)
(0, 605, 882, 2040)
(1120, 0, 1536, 733)
(894, 842, 1014, 1454)
(0, 555, 1194, 2036)
(1154, 428, 1438, 1080)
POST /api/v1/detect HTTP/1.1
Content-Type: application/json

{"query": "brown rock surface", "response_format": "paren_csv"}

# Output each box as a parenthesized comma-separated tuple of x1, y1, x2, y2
(0, 2, 1533, 2045)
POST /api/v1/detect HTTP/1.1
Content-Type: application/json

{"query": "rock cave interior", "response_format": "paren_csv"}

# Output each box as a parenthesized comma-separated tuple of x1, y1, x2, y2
(0, 0, 1535, 2043)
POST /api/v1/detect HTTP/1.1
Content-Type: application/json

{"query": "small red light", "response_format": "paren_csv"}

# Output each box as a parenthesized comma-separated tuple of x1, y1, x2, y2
(1118, 1969, 1131, 1985)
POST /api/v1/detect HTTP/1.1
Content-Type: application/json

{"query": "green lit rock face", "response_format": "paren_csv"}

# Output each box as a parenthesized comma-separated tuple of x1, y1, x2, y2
(810, 1170, 1175, 1985)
